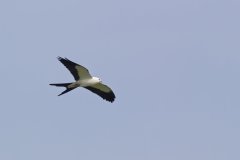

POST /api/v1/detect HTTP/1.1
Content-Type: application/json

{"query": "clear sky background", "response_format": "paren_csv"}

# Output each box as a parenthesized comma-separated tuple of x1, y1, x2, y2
(0, 0, 240, 160)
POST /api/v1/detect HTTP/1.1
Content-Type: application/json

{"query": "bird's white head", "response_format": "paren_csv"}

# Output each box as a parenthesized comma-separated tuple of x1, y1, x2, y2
(93, 77, 102, 83)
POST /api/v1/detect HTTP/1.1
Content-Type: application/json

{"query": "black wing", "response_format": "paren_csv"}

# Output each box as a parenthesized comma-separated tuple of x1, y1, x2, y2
(57, 57, 91, 80)
(84, 83, 116, 103)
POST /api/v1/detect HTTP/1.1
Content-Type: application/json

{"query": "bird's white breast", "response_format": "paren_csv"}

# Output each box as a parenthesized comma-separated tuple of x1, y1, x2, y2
(68, 77, 100, 88)
(79, 77, 100, 87)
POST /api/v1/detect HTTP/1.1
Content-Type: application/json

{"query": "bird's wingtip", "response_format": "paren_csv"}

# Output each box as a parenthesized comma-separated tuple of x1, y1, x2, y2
(57, 56, 63, 60)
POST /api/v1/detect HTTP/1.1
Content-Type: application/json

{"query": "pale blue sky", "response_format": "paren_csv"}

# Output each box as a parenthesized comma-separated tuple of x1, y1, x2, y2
(0, 0, 240, 160)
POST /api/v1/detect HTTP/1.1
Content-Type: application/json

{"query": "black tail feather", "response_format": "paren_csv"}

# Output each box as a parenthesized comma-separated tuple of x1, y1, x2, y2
(49, 83, 71, 87)
(58, 88, 75, 96)
(50, 83, 76, 96)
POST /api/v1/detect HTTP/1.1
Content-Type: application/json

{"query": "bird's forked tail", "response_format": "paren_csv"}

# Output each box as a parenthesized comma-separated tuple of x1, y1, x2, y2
(49, 83, 71, 87)
(49, 83, 75, 96)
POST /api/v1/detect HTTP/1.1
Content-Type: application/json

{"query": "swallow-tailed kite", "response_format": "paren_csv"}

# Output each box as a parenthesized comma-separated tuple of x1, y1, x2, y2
(50, 57, 115, 103)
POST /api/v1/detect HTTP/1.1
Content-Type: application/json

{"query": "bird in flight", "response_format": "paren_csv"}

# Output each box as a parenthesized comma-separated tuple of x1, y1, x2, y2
(50, 57, 116, 103)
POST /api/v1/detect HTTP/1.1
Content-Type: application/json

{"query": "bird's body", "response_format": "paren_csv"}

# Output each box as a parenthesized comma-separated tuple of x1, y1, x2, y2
(50, 57, 115, 102)
(68, 77, 100, 88)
